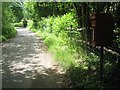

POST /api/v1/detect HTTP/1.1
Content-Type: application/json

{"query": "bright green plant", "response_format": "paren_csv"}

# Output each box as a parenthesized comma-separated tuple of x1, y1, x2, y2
(2, 2, 17, 41)
(14, 22, 23, 27)
(0, 35, 7, 42)
(29, 12, 101, 88)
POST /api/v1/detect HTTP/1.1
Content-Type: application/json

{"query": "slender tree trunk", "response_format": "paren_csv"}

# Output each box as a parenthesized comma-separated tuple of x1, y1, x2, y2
(73, 2, 82, 28)
(82, 3, 87, 28)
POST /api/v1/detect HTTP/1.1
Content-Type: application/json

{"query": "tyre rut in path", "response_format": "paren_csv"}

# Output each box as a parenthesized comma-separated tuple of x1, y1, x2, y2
(2, 28, 67, 88)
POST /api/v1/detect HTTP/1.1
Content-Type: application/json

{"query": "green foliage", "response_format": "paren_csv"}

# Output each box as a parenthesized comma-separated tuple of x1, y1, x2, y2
(2, 2, 17, 41)
(29, 12, 102, 87)
(54, 48, 77, 70)
(0, 35, 7, 42)
(10, 2, 24, 22)
(52, 13, 77, 35)
(23, 2, 37, 20)
(26, 2, 120, 88)
(28, 12, 78, 69)
(27, 20, 39, 30)
(14, 22, 23, 27)
(2, 23, 17, 39)
(44, 34, 57, 48)
(27, 20, 34, 29)
(24, 2, 75, 20)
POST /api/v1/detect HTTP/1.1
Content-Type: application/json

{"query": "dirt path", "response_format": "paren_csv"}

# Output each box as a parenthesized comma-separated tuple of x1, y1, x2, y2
(2, 28, 67, 88)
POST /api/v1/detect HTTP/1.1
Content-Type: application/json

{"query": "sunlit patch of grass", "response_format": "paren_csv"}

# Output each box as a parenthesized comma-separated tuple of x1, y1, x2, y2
(36, 30, 77, 70)
(53, 48, 77, 70)
(31, 28, 38, 33)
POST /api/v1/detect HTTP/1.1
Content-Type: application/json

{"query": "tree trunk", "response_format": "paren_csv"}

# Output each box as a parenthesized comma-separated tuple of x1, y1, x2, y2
(81, 3, 87, 28)
(73, 2, 82, 28)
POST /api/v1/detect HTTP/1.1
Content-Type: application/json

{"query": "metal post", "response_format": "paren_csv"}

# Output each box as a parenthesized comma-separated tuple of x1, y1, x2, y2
(100, 46, 104, 81)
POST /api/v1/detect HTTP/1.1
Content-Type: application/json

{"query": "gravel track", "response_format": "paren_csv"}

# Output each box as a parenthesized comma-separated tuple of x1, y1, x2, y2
(2, 28, 66, 88)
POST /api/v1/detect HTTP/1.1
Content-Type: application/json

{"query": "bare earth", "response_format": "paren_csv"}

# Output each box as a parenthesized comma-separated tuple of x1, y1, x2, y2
(2, 28, 67, 88)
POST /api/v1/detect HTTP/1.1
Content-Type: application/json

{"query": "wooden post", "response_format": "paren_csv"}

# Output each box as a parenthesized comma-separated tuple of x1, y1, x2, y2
(69, 25, 72, 49)
(100, 46, 104, 81)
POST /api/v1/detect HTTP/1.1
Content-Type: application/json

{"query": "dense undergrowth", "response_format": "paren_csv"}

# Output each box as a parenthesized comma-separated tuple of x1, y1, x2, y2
(28, 11, 120, 88)
(1, 22, 17, 42)
(1, 3, 18, 42)
(27, 13, 104, 88)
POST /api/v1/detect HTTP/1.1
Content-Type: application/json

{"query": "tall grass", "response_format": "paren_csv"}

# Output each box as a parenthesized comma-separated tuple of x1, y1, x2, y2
(28, 12, 101, 88)
(2, 23, 17, 41)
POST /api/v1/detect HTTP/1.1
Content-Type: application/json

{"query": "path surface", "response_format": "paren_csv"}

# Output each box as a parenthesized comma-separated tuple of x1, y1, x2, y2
(2, 28, 66, 88)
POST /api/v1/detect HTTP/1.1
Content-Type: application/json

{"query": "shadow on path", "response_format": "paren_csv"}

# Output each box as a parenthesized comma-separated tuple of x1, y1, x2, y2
(2, 28, 66, 88)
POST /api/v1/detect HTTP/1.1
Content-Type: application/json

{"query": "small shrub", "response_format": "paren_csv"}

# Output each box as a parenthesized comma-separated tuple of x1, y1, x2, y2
(44, 35, 55, 48)
(2, 23, 17, 40)
(14, 22, 23, 27)
(27, 20, 34, 29)
(0, 35, 7, 42)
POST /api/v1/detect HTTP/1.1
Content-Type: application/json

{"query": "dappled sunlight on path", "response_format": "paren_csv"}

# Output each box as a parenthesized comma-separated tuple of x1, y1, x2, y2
(2, 28, 66, 88)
